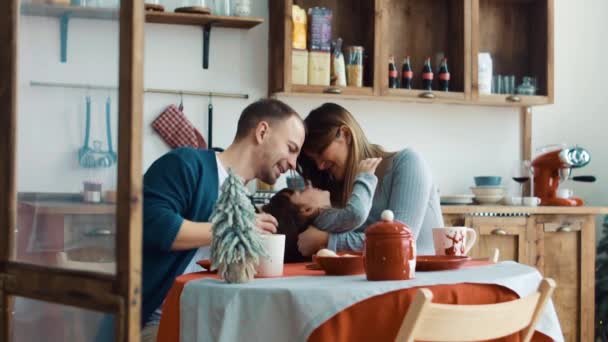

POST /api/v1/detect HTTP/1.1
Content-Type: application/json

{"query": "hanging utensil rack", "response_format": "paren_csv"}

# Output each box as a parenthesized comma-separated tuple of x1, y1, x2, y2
(30, 80, 249, 149)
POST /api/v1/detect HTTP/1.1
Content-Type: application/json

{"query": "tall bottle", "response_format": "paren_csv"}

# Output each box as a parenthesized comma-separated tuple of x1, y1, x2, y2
(438, 57, 450, 91)
(421, 57, 433, 91)
(401, 56, 413, 89)
(388, 56, 398, 88)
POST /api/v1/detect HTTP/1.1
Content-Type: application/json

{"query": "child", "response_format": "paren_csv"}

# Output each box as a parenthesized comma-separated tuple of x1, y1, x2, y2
(262, 158, 381, 262)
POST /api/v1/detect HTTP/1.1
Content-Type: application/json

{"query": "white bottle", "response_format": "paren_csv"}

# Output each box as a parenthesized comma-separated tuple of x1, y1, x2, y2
(478, 52, 493, 94)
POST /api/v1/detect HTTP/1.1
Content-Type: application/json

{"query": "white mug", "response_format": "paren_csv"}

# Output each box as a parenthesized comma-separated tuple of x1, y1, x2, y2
(432, 227, 477, 256)
(255, 234, 285, 277)
(522, 196, 541, 207)
(503, 196, 522, 206)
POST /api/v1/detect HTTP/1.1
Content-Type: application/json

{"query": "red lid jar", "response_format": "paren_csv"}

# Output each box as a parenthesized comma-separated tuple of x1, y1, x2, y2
(364, 210, 416, 281)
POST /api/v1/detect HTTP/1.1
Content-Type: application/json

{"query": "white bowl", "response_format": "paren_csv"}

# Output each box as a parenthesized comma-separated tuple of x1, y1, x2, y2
(474, 195, 504, 204)
(470, 186, 505, 197)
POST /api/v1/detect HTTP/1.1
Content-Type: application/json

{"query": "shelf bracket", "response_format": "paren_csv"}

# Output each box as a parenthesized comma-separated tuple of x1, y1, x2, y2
(202, 24, 211, 69)
(59, 12, 71, 63)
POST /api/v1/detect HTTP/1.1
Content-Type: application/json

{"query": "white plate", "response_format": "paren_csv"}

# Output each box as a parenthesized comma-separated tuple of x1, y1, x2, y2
(441, 194, 474, 205)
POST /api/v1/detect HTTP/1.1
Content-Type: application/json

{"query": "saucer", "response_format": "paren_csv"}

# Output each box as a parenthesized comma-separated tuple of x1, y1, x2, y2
(415, 255, 471, 271)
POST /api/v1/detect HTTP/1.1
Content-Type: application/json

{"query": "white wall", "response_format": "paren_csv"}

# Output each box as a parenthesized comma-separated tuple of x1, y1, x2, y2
(532, 0, 608, 236)
(17, 0, 608, 233)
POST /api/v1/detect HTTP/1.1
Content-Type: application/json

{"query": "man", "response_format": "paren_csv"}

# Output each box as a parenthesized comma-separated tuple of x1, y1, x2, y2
(140, 99, 305, 341)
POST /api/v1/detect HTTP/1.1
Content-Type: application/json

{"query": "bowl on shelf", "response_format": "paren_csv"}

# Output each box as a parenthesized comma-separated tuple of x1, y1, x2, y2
(470, 186, 505, 197)
(474, 176, 502, 187)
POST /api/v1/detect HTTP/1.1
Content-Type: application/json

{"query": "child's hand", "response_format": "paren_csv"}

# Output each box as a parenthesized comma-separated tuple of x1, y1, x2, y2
(357, 158, 382, 175)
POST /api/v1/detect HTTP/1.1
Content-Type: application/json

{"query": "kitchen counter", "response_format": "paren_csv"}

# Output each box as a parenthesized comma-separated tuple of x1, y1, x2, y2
(441, 205, 608, 215)
(19, 200, 115, 215)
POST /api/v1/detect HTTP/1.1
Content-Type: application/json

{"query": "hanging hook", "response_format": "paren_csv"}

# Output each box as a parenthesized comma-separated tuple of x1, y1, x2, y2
(178, 91, 184, 112)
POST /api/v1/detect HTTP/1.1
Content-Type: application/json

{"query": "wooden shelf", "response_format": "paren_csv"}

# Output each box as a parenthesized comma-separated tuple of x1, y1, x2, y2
(146, 11, 263, 29)
(291, 85, 374, 96)
(20, 3, 264, 29)
(387, 89, 466, 101)
(475, 94, 550, 106)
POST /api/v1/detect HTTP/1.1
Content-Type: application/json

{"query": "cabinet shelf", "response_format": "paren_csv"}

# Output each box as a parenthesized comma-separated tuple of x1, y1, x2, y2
(269, 0, 554, 107)
(20, 3, 263, 67)
(21, 3, 264, 28)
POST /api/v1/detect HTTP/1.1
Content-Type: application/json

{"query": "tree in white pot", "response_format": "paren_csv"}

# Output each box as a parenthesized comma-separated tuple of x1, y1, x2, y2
(210, 169, 266, 283)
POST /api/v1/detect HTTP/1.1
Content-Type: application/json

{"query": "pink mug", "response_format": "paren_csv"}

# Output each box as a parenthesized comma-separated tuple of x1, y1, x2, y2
(432, 227, 477, 256)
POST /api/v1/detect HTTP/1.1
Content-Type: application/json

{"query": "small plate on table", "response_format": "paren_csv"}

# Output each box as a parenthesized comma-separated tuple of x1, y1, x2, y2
(415, 255, 471, 271)
(314, 251, 365, 275)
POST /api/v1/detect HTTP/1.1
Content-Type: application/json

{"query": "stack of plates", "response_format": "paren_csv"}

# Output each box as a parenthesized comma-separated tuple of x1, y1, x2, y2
(440, 194, 474, 205)
(470, 186, 505, 205)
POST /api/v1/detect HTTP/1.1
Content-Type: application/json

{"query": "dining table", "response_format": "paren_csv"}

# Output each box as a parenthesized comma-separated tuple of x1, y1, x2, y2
(156, 260, 562, 342)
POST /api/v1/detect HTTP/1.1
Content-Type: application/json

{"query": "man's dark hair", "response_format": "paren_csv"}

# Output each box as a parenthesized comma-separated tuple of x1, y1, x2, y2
(234, 99, 300, 141)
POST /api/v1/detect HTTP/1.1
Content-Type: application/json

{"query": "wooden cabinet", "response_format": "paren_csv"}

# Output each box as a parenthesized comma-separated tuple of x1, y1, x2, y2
(465, 216, 530, 264)
(269, 0, 554, 107)
(442, 207, 606, 342)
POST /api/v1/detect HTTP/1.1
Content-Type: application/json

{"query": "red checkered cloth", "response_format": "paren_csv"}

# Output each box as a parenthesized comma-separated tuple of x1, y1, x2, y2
(152, 105, 207, 149)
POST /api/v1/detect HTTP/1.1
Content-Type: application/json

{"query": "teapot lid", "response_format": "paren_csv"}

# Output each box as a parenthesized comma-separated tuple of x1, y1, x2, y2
(365, 210, 413, 237)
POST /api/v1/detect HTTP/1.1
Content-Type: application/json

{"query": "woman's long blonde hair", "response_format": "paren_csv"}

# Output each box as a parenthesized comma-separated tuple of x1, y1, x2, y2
(299, 103, 393, 206)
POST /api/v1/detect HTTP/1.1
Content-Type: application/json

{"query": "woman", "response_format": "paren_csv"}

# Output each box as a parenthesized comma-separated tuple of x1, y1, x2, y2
(296, 103, 443, 256)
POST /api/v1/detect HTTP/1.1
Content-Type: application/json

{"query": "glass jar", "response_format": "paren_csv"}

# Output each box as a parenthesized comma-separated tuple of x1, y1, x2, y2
(233, 0, 250, 16)
(213, 0, 232, 16)
(516, 76, 536, 95)
(346, 46, 364, 87)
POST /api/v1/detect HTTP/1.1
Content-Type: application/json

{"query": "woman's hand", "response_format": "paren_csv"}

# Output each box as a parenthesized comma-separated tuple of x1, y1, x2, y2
(357, 158, 382, 175)
(297, 226, 329, 256)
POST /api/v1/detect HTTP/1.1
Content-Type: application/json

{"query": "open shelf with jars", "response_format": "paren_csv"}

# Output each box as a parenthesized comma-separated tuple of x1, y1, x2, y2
(472, 0, 553, 106)
(269, 0, 377, 97)
(269, 0, 553, 107)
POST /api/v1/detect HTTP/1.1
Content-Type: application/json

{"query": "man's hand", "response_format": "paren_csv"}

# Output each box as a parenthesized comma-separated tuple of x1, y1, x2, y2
(255, 213, 278, 234)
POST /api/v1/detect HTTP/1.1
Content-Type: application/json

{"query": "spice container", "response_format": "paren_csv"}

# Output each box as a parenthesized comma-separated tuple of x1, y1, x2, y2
(346, 46, 364, 87)
(83, 181, 102, 203)
(308, 7, 332, 52)
(292, 5, 307, 50)
(308, 51, 331, 86)
(292, 49, 309, 85)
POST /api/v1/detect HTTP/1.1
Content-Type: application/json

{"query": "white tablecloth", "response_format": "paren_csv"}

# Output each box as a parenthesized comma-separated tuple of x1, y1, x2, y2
(180, 261, 563, 342)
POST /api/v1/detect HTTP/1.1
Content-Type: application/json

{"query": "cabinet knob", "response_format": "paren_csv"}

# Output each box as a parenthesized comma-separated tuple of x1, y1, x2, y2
(419, 92, 435, 99)
(323, 87, 342, 94)
(557, 226, 573, 233)
(491, 228, 507, 235)
(506, 95, 521, 103)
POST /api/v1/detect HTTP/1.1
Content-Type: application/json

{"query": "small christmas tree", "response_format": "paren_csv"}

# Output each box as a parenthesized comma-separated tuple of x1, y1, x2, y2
(210, 169, 266, 283)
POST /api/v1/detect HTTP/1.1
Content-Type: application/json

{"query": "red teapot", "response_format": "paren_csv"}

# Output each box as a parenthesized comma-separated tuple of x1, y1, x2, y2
(364, 210, 416, 281)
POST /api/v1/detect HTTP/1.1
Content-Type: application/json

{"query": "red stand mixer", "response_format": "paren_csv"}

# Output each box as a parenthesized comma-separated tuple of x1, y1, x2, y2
(532, 146, 595, 206)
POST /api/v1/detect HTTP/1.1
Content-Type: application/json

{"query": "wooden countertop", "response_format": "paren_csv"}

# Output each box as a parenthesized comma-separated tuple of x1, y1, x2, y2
(19, 200, 115, 215)
(441, 205, 608, 215)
